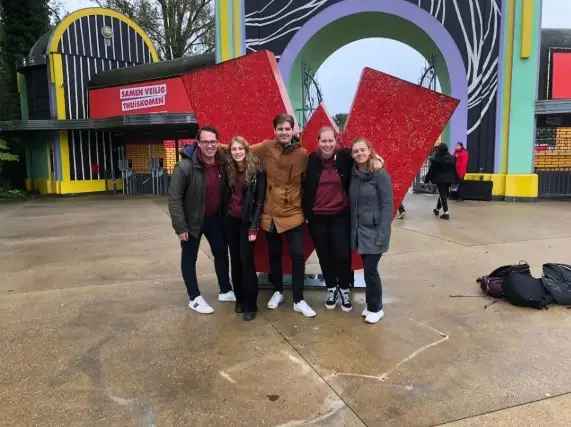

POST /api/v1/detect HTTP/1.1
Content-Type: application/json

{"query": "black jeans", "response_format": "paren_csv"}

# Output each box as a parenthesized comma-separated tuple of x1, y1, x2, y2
(266, 224, 305, 303)
(180, 214, 232, 300)
(224, 216, 258, 312)
(436, 183, 450, 212)
(362, 253, 383, 312)
(308, 212, 352, 290)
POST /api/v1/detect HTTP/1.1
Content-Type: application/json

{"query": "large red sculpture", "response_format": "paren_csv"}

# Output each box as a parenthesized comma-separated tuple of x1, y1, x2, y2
(301, 103, 339, 152)
(182, 51, 295, 145)
(343, 67, 459, 215)
(174, 52, 459, 273)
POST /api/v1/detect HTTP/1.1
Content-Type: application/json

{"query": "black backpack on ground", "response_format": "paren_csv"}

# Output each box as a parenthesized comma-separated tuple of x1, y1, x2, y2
(477, 262, 530, 298)
(542, 263, 571, 305)
(503, 268, 552, 310)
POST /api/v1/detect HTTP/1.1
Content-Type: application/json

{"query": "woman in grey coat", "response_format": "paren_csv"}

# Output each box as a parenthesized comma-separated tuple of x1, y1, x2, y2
(349, 137, 394, 324)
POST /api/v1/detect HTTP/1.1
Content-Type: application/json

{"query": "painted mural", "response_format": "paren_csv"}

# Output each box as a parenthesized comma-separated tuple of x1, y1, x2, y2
(244, 0, 502, 172)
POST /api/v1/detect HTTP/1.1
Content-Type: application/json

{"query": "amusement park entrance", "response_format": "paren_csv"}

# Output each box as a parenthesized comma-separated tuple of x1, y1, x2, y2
(243, 0, 502, 174)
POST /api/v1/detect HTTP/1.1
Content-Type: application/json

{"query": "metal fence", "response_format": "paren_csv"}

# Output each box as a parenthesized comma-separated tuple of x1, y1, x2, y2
(535, 127, 571, 197)
(412, 148, 437, 194)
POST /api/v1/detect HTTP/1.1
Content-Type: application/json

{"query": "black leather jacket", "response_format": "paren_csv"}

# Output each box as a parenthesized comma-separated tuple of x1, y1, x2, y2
(227, 170, 266, 232)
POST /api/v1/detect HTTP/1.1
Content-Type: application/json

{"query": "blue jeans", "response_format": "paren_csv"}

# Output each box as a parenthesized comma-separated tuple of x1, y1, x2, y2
(180, 214, 232, 300)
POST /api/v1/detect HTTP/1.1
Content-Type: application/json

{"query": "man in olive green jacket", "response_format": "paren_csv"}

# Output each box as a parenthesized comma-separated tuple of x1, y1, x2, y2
(168, 126, 235, 314)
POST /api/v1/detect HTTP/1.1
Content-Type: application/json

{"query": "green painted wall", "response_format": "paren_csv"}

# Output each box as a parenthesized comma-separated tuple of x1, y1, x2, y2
(288, 12, 451, 133)
(506, 1, 541, 174)
(28, 139, 50, 180)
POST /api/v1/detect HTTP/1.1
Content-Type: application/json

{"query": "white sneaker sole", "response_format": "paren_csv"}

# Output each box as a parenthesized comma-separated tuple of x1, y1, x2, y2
(340, 305, 353, 313)
(324, 302, 337, 310)
(294, 307, 317, 318)
(188, 304, 214, 314)
(364, 312, 384, 324)
(218, 293, 236, 302)
(267, 299, 284, 310)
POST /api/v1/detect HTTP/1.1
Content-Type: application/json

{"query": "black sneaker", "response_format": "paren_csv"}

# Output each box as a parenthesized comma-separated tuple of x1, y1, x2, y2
(339, 288, 353, 312)
(433, 209, 440, 216)
(440, 212, 450, 220)
(243, 311, 256, 321)
(324, 287, 338, 309)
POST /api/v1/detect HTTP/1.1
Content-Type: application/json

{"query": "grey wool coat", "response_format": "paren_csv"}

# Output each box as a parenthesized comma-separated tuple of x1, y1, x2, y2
(349, 166, 394, 255)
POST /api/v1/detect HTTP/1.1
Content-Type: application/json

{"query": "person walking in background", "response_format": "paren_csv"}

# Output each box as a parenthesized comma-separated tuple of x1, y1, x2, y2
(396, 203, 406, 220)
(251, 113, 317, 318)
(349, 137, 393, 324)
(303, 126, 353, 312)
(168, 126, 236, 314)
(425, 143, 457, 220)
(454, 142, 469, 181)
(224, 136, 266, 321)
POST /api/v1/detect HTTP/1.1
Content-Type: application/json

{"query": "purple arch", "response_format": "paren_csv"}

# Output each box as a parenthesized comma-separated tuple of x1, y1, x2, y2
(278, 0, 468, 148)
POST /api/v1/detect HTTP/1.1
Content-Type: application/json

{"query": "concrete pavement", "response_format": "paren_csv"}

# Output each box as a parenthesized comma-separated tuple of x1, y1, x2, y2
(1, 193, 570, 426)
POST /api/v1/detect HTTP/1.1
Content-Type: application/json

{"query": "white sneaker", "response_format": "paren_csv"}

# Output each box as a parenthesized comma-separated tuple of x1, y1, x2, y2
(267, 291, 284, 309)
(293, 300, 317, 318)
(361, 308, 368, 317)
(218, 290, 236, 302)
(364, 309, 384, 324)
(188, 296, 214, 314)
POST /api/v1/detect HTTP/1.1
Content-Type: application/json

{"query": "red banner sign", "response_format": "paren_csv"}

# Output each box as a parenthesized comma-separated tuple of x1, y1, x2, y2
(89, 77, 192, 118)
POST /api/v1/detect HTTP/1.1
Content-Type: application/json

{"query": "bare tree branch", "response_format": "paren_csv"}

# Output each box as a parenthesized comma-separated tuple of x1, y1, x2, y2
(96, 0, 214, 60)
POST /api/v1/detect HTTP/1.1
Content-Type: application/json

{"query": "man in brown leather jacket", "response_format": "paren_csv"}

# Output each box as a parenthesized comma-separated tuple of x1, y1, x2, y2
(251, 114, 317, 317)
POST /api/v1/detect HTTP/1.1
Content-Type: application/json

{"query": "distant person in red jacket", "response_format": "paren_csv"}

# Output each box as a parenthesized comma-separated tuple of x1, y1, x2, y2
(452, 142, 469, 201)
(454, 142, 469, 180)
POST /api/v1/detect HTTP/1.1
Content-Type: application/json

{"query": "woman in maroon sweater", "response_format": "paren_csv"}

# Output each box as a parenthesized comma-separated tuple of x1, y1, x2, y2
(224, 136, 266, 321)
(302, 127, 354, 311)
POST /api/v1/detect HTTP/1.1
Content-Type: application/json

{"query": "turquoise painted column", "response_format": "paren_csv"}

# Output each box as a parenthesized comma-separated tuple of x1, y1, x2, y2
(506, 0, 541, 174)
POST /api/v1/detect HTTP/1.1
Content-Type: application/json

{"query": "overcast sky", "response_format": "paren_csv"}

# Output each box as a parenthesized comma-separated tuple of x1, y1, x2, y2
(62, 0, 570, 114)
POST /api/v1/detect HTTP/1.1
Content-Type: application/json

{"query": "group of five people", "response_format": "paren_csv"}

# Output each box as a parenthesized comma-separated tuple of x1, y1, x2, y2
(168, 114, 393, 324)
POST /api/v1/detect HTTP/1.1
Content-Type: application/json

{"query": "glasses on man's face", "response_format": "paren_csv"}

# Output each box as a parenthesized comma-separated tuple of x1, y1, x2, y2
(199, 140, 218, 146)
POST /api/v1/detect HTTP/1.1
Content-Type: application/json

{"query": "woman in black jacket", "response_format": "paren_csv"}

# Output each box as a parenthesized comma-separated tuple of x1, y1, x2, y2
(425, 143, 457, 220)
(303, 127, 354, 312)
(224, 136, 266, 321)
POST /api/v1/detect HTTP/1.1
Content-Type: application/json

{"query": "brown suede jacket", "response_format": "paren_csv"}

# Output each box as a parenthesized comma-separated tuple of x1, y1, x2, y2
(251, 139, 308, 233)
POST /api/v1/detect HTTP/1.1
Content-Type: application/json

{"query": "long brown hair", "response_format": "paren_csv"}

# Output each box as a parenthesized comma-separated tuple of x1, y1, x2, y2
(226, 136, 260, 187)
(351, 137, 384, 173)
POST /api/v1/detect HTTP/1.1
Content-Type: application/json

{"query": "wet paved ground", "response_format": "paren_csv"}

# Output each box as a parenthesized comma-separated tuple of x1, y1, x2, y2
(1, 193, 570, 426)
